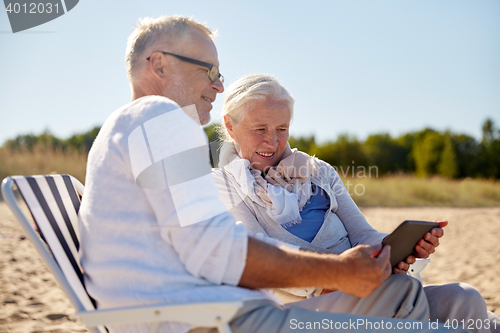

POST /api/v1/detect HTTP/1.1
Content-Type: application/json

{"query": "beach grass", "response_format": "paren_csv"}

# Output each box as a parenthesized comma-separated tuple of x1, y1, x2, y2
(1, 146, 499, 207)
(342, 175, 500, 207)
(0, 144, 87, 186)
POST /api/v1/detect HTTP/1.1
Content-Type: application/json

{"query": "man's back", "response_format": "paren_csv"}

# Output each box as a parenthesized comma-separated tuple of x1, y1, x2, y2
(78, 96, 271, 333)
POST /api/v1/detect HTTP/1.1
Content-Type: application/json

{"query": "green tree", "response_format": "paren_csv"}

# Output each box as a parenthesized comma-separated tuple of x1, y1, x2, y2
(412, 130, 444, 177)
(482, 119, 495, 144)
(289, 135, 316, 155)
(362, 133, 410, 175)
(66, 126, 101, 152)
(478, 118, 500, 178)
(313, 134, 367, 176)
(395, 132, 417, 173)
(438, 134, 458, 178)
(451, 134, 479, 178)
(6, 130, 64, 151)
(5, 133, 39, 150)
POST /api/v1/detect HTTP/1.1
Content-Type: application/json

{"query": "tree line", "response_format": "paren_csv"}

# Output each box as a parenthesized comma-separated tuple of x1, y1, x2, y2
(4, 119, 500, 179)
(5, 126, 101, 153)
(286, 119, 500, 179)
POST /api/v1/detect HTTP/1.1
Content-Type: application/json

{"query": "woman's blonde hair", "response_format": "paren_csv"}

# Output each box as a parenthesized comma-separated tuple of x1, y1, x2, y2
(218, 74, 295, 142)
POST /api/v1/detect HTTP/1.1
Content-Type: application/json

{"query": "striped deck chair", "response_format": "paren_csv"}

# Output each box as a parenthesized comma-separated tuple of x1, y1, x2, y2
(1, 174, 241, 333)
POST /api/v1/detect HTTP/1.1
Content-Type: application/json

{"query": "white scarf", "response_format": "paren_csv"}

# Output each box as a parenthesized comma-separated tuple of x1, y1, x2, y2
(218, 142, 313, 227)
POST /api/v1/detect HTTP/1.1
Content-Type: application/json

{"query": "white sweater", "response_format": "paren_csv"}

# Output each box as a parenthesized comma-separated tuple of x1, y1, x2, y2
(78, 96, 273, 333)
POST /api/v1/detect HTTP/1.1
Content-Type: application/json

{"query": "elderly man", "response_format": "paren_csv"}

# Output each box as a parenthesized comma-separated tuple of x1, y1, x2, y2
(78, 16, 468, 333)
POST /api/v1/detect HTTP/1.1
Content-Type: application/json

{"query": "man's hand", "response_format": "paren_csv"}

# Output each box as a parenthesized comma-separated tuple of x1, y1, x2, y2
(239, 237, 391, 299)
(394, 220, 448, 274)
(332, 244, 392, 298)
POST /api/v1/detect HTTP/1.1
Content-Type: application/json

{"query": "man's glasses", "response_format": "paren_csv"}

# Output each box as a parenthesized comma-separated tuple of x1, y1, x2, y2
(147, 51, 224, 84)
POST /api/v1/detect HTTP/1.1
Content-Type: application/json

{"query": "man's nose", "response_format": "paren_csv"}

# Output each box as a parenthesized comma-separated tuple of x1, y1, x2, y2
(212, 78, 224, 93)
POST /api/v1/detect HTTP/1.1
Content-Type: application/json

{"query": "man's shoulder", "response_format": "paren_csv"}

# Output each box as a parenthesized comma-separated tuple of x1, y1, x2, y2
(128, 95, 180, 110)
(115, 95, 181, 123)
(99, 96, 184, 139)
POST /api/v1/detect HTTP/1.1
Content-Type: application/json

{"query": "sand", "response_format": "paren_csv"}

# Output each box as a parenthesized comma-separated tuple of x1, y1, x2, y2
(1, 202, 499, 332)
(362, 207, 500, 316)
(0, 201, 87, 333)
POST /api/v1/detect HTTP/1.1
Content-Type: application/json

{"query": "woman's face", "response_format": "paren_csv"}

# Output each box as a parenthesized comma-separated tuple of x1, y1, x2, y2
(226, 98, 292, 172)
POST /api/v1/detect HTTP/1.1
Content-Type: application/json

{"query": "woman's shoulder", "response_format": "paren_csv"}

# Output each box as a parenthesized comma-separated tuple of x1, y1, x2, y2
(211, 167, 229, 182)
(308, 155, 339, 180)
(211, 167, 224, 176)
(211, 167, 239, 188)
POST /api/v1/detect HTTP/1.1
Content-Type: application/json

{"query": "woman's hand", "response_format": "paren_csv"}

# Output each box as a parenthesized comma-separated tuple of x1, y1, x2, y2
(394, 220, 448, 274)
(393, 255, 415, 274)
(414, 221, 447, 258)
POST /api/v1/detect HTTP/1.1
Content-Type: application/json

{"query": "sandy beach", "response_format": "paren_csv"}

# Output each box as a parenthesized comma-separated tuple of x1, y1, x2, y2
(363, 207, 500, 316)
(1, 202, 499, 332)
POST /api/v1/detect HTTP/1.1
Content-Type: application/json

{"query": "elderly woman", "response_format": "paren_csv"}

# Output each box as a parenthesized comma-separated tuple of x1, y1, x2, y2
(212, 74, 498, 333)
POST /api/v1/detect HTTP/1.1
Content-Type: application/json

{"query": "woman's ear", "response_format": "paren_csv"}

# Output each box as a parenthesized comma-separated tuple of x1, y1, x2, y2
(224, 115, 236, 139)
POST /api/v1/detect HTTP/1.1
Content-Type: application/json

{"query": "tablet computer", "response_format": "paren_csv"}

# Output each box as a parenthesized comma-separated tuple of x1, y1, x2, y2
(383, 220, 439, 268)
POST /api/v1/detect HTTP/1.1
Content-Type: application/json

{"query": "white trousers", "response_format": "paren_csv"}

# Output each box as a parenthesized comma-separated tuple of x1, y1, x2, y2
(287, 277, 495, 333)
(287, 274, 429, 320)
(190, 275, 499, 333)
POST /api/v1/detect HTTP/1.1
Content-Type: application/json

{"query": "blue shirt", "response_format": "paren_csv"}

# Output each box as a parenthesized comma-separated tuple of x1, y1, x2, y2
(283, 185, 330, 242)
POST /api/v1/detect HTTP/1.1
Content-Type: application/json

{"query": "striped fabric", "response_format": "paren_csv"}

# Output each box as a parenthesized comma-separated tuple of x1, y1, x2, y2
(10, 174, 106, 333)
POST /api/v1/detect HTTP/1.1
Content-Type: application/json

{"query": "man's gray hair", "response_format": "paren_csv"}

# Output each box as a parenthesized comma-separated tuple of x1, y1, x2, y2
(125, 15, 217, 80)
(219, 74, 295, 142)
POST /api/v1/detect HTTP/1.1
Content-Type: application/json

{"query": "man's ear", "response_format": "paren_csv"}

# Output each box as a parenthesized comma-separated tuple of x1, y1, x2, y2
(224, 115, 235, 139)
(149, 52, 166, 79)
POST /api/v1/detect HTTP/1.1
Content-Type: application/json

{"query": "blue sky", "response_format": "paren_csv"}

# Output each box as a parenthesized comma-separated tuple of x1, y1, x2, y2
(1, 0, 499, 146)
